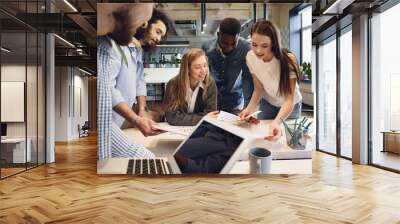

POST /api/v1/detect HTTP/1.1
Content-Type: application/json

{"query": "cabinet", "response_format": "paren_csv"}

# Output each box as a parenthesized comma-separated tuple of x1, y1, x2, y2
(1, 138, 32, 164)
(382, 131, 400, 154)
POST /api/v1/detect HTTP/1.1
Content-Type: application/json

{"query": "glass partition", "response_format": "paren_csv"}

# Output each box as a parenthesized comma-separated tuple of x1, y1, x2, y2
(317, 36, 337, 155)
(339, 27, 352, 158)
(27, 31, 38, 169)
(0, 0, 46, 179)
(1, 31, 28, 177)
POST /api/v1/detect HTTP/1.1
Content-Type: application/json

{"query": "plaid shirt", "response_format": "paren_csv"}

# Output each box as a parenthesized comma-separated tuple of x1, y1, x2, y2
(97, 36, 154, 160)
(110, 43, 146, 127)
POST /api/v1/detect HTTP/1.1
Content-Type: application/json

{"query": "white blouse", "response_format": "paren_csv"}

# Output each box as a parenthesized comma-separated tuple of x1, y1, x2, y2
(246, 51, 302, 107)
(186, 82, 204, 113)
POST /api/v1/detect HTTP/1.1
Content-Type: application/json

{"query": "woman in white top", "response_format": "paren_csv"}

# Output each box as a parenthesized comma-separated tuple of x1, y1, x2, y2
(164, 48, 217, 126)
(239, 20, 302, 141)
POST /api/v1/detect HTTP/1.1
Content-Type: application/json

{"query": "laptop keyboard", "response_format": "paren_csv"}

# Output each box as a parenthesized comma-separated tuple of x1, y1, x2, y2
(127, 158, 172, 175)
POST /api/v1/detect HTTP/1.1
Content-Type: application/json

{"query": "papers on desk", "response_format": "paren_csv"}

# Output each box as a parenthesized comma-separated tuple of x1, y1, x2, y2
(217, 111, 241, 122)
(153, 123, 194, 136)
(217, 110, 261, 123)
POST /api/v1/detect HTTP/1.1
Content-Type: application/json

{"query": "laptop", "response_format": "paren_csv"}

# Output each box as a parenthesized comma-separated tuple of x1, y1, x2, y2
(97, 116, 255, 175)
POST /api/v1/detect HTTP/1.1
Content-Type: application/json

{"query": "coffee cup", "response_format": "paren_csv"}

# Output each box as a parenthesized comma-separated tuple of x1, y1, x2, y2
(249, 147, 272, 174)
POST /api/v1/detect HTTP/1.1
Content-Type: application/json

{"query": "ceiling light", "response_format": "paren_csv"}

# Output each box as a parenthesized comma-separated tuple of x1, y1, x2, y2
(78, 68, 92, 76)
(63, 0, 78, 12)
(322, 0, 355, 14)
(1, 47, 11, 53)
(54, 34, 75, 48)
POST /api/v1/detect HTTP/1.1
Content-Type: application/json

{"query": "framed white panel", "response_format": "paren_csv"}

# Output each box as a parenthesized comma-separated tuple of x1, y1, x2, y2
(1, 82, 25, 122)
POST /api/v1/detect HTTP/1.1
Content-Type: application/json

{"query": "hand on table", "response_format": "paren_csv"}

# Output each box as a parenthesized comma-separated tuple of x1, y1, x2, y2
(207, 111, 219, 118)
(265, 121, 282, 141)
(238, 108, 260, 124)
(238, 107, 252, 120)
(134, 117, 163, 137)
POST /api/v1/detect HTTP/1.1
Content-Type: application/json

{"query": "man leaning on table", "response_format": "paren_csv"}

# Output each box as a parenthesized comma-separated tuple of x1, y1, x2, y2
(97, 4, 170, 160)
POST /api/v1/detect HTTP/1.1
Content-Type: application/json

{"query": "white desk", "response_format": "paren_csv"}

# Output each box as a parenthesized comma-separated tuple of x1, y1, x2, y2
(1, 138, 31, 163)
(98, 158, 312, 175)
(123, 121, 313, 160)
(98, 121, 313, 174)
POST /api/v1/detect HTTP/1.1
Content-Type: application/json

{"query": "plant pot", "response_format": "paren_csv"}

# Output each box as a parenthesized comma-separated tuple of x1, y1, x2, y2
(284, 125, 306, 150)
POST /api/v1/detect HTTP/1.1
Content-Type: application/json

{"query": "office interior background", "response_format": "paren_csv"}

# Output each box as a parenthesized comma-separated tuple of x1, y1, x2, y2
(0, 0, 97, 179)
(0, 0, 399, 222)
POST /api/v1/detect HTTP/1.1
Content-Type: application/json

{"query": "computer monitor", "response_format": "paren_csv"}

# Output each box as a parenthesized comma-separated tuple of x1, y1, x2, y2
(1, 123, 7, 137)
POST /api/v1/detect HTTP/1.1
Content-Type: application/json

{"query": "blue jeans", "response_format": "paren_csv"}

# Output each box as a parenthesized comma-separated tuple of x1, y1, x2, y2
(258, 99, 302, 120)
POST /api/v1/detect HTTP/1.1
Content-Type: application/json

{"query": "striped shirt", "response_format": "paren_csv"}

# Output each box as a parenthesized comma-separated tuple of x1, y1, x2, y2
(97, 36, 154, 160)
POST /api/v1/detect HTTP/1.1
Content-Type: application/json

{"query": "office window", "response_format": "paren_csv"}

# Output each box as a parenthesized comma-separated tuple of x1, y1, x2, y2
(317, 36, 337, 155)
(371, 3, 400, 171)
(301, 6, 312, 64)
(289, 4, 312, 64)
(339, 28, 352, 158)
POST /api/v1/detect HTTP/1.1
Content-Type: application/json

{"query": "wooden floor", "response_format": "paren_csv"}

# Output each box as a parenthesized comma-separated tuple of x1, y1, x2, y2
(1, 167, 26, 178)
(1, 135, 400, 223)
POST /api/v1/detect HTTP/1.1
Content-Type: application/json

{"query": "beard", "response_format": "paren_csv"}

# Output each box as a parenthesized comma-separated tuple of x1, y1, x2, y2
(141, 43, 155, 52)
(135, 27, 157, 52)
(110, 28, 132, 46)
(111, 9, 134, 46)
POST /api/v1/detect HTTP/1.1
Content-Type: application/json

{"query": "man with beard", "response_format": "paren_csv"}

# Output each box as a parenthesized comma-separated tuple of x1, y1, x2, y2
(97, 5, 169, 159)
(115, 9, 170, 129)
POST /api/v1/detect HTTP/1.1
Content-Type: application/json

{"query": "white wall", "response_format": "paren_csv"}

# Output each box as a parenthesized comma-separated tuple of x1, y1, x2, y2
(268, 4, 297, 48)
(0, 65, 42, 137)
(55, 66, 69, 141)
(54, 67, 89, 141)
(72, 73, 89, 138)
(1, 65, 26, 138)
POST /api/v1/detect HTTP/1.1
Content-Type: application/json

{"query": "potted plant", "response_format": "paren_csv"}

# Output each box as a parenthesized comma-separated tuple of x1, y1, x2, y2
(299, 62, 312, 81)
(149, 57, 157, 68)
(281, 117, 312, 150)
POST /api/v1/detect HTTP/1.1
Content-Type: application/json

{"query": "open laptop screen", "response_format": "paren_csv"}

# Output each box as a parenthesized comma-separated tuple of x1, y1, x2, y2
(173, 120, 244, 174)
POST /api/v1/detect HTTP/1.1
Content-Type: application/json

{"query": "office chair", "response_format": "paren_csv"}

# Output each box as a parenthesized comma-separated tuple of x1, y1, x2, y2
(78, 121, 90, 138)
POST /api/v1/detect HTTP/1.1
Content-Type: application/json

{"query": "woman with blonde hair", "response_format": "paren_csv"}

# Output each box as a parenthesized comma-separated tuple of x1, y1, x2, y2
(164, 48, 217, 126)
